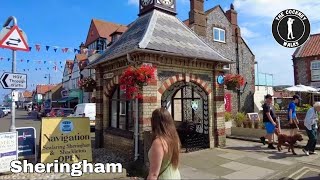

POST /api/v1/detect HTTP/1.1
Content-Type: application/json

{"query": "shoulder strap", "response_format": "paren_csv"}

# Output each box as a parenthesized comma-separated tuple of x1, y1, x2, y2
(158, 161, 170, 178)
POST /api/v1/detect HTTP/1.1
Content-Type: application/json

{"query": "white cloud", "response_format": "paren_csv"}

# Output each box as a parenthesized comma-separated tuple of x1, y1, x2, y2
(128, 0, 139, 6)
(234, 0, 320, 22)
(240, 26, 260, 39)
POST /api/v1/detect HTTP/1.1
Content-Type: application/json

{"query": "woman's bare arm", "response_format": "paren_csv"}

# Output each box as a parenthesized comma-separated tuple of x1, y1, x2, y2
(147, 138, 164, 180)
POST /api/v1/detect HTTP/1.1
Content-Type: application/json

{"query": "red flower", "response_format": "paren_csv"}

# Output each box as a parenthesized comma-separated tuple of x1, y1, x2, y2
(119, 65, 156, 100)
(224, 74, 245, 88)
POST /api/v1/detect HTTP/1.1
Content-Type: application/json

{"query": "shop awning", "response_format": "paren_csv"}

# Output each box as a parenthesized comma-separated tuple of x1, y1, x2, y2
(53, 97, 77, 103)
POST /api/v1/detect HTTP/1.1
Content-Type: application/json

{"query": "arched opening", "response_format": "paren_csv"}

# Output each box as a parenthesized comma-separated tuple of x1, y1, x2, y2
(161, 81, 209, 152)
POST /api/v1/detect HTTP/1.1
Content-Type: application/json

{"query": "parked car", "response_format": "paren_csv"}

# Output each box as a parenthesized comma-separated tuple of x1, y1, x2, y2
(71, 103, 96, 128)
(48, 108, 74, 117)
(0, 107, 9, 116)
(0, 109, 5, 118)
(5, 107, 11, 113)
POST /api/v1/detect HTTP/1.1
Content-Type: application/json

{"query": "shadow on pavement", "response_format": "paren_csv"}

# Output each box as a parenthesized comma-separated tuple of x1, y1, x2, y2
(226, 144, 307, 159)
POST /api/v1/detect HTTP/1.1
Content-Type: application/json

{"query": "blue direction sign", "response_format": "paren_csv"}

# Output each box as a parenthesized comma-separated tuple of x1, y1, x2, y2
(16, 127, 36, 158)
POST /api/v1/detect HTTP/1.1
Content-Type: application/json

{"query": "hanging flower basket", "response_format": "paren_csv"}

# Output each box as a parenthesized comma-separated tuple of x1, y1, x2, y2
(79, 77, 96, 92)
(224, 74, 245, 91)
(119, 65, 156, 100)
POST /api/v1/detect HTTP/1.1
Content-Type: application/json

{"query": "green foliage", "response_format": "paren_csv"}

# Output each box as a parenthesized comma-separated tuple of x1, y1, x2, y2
(234, 112, 246, 127)
(225, 112, 233, 122)
(296, 104, 312, 112)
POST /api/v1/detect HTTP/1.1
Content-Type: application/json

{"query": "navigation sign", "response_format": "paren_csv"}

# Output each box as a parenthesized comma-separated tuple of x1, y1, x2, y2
(16, 127, 36, 160)
(0, 26, 29, 51)
(0, 132, 18, 173)
(0, 72, 27, 89)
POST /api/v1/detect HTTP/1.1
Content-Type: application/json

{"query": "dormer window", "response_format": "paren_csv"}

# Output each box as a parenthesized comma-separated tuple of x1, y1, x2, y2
(213, 27, 225, 43)
(112, 34, 120, 43)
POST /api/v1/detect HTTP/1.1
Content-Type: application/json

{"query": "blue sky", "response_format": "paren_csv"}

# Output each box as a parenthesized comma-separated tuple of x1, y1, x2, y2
(0, 0, 320, 102)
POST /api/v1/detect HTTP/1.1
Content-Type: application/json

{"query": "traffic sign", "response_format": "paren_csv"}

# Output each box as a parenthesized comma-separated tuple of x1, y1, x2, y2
(0, 26, 29, 51)
(16, 127, 36, 159)
(0, 72, 27, 89)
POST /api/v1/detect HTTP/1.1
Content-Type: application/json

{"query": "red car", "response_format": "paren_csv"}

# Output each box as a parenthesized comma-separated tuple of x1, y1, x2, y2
(47, 108, 74, 117)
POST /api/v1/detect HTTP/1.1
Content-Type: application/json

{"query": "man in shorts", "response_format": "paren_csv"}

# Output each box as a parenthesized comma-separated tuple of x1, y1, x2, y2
(260, 94, 277, 149)
(288, 95, 301, 136)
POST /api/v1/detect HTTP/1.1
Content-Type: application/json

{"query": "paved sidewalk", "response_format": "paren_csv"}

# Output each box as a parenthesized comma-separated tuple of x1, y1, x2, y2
(180, 139, 320, 179)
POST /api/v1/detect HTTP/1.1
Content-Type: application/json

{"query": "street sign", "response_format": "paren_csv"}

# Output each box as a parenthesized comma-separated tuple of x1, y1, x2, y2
(0, 132, 18, 173)
(16, 127, 36, 159)
(0, 72, 27, 89)
(0, 26, 29, 51)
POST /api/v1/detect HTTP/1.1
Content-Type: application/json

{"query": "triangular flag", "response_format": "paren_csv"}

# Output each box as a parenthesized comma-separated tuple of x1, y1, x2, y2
(47, 67, 49, 70)
(46, 46, 50, 51)
(23, 69, 25, 71)
(39, 68, 41, 70)
(7, 58, 10, 61)
(74, 49, 78, 53)
(38, 61, 41, 64)
(35, 44, 41, 51)
(60, 61, 62, 64)
(27, 60, 30, 63)
(61, 66, 63, 68)
(65, 48, 69, 53)
(44, 61, 46, 64)
(77, 50, 81, 53)
(0, 57, 3, 60)
(20, 59, 23, 62)
(29, 47, 32, 51)
(53, 46, 58, 52)
(35, 68, 37, 71)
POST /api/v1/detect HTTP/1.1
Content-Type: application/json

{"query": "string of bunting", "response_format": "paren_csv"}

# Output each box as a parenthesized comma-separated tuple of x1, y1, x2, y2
(0, 57, 68, 65)
(26, 44, 102, 54)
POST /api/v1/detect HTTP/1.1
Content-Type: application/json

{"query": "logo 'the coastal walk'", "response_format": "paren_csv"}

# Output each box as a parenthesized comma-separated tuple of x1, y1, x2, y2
(272, 9, 310, 48)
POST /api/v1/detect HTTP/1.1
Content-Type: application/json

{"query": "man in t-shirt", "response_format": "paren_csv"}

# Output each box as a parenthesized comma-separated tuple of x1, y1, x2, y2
(288, 95, 301, 136)
(260, 94, 277, 149)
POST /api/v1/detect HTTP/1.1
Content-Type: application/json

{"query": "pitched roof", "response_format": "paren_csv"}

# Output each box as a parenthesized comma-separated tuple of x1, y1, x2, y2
(47, 83, 62, 93)
(85, 19, 127, 46)
(293, 33, 320, 58)
(36, 85, 57, 94)
(23, 91, 33, 98)
(110, 25, 128, 36)
(88, 10, 231, 67)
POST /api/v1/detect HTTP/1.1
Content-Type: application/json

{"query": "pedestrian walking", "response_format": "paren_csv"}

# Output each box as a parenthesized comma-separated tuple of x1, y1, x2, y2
(288, 95, 301, 136)
(302, 102, 320, 156)
(147, 108, 181, 180)
(260, 94, 277, 149)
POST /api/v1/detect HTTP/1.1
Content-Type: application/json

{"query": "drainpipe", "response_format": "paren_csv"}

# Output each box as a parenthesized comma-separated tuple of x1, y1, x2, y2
(235, 29, 241, 112)
(134, 98, 139, 161)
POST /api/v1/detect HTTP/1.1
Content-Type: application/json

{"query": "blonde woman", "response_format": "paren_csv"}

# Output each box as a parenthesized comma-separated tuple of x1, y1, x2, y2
(147, 108, 181, 180)
(303, 102, 320, 156)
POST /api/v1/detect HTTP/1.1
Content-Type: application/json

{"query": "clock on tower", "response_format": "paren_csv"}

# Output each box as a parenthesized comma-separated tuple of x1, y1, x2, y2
(139, 0, 176, 16)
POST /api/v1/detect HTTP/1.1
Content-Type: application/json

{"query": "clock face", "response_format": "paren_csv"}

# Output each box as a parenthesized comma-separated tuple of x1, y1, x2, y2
(141, 0, 152, 7)
(159, 0, 174, 6)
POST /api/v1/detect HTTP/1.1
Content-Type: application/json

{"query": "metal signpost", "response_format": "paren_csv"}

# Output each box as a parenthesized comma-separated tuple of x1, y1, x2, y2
(0, 16, 29, 132)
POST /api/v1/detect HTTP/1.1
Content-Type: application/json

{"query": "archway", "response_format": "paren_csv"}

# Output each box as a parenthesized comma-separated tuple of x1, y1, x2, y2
(161, 81, 209, 152)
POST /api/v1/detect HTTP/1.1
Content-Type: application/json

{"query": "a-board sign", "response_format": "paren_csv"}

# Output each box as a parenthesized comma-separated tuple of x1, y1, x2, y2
(40, 117, 92, 163)
(16, 127, 36, 158)
(247, 113, 260, 121)
(0, 132, 18, 173)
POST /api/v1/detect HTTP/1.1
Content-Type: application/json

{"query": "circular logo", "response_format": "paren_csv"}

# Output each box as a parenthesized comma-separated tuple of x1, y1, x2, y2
(59, 120, 74, 134)
(217, 75, 224, 85)
(272, 9, 310, 48)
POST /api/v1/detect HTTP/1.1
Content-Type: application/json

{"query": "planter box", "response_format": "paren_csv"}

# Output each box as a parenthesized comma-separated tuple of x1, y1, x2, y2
(225, 121, 233, 136)
(231, 127, 268, 139)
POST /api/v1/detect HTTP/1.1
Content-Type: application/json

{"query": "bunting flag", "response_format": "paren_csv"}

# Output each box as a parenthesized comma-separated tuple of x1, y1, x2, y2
(53, 47, 58, 52)
(7, 58, 10, 61)
(38, 61, 41, 64)
(35, 44, 41, 51)
(23, 69, 25, 71)
(65, 48, 69, 53)
(44, 61, 46, 64)
(0, 57, 3, 60)
(47, 67, 49, 70)
(20, 59, 23, 62)
(46, 46, 50, 51)
(29, 47, 32, 51)
(27, 60, 30, 63)
(74, 48, 78, 53)
(60, 61, 62, 64)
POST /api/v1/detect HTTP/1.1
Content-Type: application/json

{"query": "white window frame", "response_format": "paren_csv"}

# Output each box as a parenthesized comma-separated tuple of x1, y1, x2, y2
(311, 60, 320, 81)
(213, 27, 226, 43)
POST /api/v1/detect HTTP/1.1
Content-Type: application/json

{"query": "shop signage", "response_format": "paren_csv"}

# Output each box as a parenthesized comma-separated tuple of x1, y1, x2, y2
(103, 73, 114, 80)
(0, 132, 18, 173)
(40, 117, 92, 163)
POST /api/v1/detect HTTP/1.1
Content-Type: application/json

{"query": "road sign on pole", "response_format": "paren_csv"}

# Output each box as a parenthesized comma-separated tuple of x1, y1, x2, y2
(0, 26, 29, 51)
(0, 72, 27, 89)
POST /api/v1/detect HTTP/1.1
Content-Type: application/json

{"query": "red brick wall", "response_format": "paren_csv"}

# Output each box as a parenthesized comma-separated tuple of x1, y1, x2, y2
(293, 55, 320, 85)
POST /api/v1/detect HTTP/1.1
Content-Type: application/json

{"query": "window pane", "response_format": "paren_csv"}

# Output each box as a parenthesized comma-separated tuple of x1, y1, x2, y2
(220, 30, 225, 42)
(120, 101, 126, 115)
(173, 99, 182, 121)
(111, 100, 117, 128)
(214, 29, 219, 40)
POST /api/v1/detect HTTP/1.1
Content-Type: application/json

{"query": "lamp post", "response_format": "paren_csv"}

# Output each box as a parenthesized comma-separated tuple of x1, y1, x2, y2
(254, 61, 259, 90)
(44, 74, 51, 84)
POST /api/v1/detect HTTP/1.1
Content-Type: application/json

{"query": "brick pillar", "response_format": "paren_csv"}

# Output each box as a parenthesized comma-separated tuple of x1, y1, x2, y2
(95, 67, 104, 148)
(138, 67, 159, 164)
(212, 71, 226, 147)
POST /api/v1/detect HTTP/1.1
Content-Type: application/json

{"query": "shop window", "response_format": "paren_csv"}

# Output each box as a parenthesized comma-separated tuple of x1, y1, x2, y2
(109, 86, 133, 131)
(213, 27, 225, 43)
(311, 60, 320, 81)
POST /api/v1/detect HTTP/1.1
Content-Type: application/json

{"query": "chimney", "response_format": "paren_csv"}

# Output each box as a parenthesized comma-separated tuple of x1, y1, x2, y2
(189, 0, 206, 37)
(79, 42, 85, 54)
(226, 4, 240, 42)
